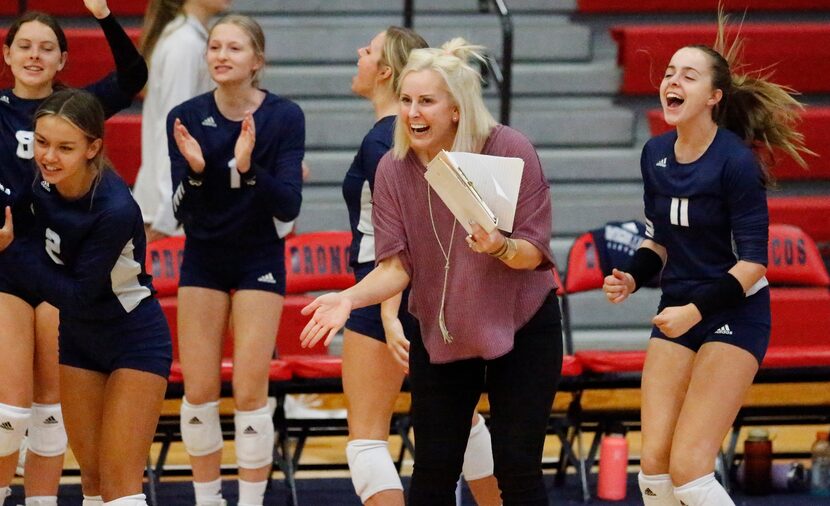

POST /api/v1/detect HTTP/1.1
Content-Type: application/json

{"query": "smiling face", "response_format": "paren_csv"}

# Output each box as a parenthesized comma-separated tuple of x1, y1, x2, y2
(3, 21, 66, 95)
(351, 31, 389, 98)
(399, 69, 459, 163)
(206, 22, 263, 86)
(34, 115, 101, 196)
(660, 46, 722, 127)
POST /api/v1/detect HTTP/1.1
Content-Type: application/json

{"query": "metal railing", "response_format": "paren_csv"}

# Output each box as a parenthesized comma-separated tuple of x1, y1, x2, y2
(402, 0, 514, 125)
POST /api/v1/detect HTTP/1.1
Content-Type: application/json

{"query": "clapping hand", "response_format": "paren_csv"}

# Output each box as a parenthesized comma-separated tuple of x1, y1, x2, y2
(173, 119, 205, 174)
(234, 111, 256, 174)
(0, 207, 14, 252)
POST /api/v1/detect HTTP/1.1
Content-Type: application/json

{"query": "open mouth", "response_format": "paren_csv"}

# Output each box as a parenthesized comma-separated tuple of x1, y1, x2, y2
(666, 93, 685, 109)
(410, 123, 429, 134)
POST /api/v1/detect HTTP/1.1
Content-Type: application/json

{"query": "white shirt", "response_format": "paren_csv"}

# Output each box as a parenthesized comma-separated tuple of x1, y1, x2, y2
(133, 14, 212, 235)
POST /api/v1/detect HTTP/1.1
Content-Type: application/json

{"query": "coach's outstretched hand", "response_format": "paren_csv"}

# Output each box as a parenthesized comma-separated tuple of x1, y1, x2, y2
(300, 292, 352, 348)
(0, 207, 14, 251)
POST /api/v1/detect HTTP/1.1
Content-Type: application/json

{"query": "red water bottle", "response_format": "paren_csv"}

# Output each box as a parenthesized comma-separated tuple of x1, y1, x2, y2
(598, 425, 628, 500)
(743, 428, 773, 495)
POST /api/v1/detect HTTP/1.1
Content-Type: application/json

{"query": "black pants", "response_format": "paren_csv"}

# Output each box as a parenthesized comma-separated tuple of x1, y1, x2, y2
(408, 292, 563, 506)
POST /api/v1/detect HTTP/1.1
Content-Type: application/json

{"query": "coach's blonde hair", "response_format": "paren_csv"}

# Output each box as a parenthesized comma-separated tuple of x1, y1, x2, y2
(392, 38, 497, 159)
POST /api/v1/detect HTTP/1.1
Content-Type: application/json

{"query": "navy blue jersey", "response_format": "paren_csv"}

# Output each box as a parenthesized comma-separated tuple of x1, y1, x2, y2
(1, 170, 154, 320)
(169, 91, 304, 247)
(641, 128, 769, 301)
(0, 14, 146, 233)
(342, 115, 394, 268)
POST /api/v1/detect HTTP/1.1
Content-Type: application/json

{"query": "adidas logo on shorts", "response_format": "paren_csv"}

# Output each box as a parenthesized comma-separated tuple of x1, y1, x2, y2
(201, 116, 218, 128)
(643, 488, 657, 496)
(43, 416, 59, 425)
(243, 426, 258, 435)
(257, 273, 277, 284)
(714, 324, 734, 335)
(0, 421, 14, 431)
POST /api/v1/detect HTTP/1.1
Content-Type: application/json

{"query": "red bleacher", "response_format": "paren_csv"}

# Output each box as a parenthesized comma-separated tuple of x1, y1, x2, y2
(646, 108, 830, 181)
(25, 0, 148, 16)
(0, 28, 142, 89)
(612, 24, 830, 95)
(105, 114, 141, 186)
(1, 3, 16, 16)
(769, 196, 830, 244)
(579, 0, 830, 13)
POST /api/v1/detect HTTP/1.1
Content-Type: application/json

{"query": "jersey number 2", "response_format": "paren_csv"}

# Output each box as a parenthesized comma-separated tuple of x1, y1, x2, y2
(45, 228, 65, 265)
(670, 197, 689, 227)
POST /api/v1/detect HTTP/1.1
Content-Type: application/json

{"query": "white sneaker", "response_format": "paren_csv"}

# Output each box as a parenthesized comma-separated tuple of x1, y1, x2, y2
(282, 394, 346, 419)
(16, 435, 27, 476)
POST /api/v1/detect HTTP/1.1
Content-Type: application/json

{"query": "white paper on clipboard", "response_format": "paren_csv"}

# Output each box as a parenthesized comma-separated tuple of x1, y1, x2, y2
(424, 150, 524, 234)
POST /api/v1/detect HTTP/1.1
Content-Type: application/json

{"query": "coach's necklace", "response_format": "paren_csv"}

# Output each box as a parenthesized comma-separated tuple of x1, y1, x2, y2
(427, 181, 456, 344)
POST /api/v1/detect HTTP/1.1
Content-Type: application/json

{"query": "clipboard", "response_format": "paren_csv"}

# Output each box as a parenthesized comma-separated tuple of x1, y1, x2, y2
(424, 150, 524, 235)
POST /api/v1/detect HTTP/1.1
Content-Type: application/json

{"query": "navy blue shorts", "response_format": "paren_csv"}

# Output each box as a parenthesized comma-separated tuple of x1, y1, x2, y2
(345, 263, 414, 342)
(179, 238, 286, 295)
(652, 286, 771, 364)
(0, 260, 44, 307)
(59, 297, 173, 379)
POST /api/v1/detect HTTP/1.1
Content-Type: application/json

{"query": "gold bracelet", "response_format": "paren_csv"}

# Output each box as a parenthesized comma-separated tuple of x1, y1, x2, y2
(499, 238, 518, 261)
(487, 238, 509, 258)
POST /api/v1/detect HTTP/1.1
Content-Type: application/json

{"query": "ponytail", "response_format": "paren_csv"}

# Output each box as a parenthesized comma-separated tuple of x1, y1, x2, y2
(691, 5, 814, 185)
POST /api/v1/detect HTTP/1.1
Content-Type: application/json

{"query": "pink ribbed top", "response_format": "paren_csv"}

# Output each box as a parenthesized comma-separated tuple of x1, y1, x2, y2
(373, 125, 557, 363)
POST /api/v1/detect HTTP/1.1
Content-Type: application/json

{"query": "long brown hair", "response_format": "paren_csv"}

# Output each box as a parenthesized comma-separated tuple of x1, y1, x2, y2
(688, 6, 814, 184)
(140, 0, 186, 62)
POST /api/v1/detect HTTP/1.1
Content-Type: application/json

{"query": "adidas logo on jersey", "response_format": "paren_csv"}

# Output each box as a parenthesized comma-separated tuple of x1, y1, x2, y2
(43, 416, 59, 425)
(0, 95, 9, 104)
(0, 421, 13, 431)
(243, 426, 258, 435)
(201, 116, 218, 127)
(41, 181, 51, 192)
(715, 324, 734, 335)
(656, 157, 668, 168)
(643, 488, 657, 497)
(0, 182, 10, 195)
(257, 273, 277, 284)
(188, 417, 203, 425)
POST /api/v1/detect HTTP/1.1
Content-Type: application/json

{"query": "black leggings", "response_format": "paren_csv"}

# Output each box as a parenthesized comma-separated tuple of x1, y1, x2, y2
(408, 292, 563, 506)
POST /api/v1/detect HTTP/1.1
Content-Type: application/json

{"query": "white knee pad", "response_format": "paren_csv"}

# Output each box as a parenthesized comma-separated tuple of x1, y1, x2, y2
(82, 496, 104, 506)
(28, 403, 67, 457)
(25, 496, 58, 506)
(673, 472, 734, 506)
(462, 414, 494, 480)
(0, 402, 31, 457)
(234, 404, 274, 469)
(102, 494, 147, 506)
(639, 472, 678, 505)
(180, 398, 224, 457)
(346, 439, 403, 503)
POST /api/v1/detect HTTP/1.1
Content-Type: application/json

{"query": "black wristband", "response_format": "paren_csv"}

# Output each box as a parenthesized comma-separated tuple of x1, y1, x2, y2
(690, 273, 745, 320)
(626, 247, 663, 292)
